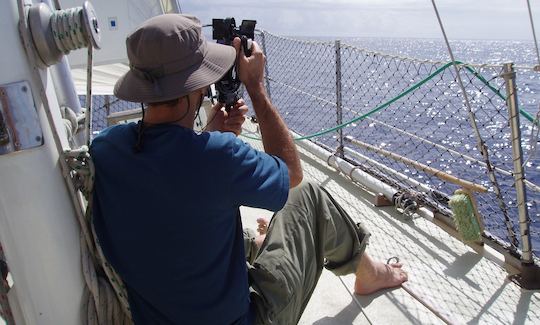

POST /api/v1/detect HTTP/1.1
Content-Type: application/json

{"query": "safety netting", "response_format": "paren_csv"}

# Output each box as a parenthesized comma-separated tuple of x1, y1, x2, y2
(256, 31, 540, 259)
(85, 31, 540, 261)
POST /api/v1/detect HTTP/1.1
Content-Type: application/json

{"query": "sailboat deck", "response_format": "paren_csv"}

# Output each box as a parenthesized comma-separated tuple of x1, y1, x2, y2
(240, 126, 540, 324)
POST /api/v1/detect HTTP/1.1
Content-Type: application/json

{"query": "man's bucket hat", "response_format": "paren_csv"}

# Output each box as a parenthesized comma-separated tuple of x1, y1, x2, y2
(114, 14, 236, 103)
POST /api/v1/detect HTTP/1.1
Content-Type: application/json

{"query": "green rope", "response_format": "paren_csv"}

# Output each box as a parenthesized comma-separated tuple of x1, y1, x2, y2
(242, 61, 537, 141)
(463, 66, 538, 126)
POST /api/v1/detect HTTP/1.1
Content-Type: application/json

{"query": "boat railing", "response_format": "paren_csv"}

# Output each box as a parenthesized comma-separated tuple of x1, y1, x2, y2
(86, 30, 540, 278)
(253, 30, 540, 270)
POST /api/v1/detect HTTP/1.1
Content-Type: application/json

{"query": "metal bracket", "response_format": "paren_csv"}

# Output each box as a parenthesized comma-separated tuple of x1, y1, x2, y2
(0, 108, 10, 146)
(0, 81, 44, 155)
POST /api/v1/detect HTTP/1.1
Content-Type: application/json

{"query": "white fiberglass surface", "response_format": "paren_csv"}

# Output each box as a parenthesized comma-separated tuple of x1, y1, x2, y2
(240, 122, 540, 324)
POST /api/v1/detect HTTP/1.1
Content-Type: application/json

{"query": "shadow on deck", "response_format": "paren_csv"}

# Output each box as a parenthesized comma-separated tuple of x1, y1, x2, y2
(240, 127, 540, 324)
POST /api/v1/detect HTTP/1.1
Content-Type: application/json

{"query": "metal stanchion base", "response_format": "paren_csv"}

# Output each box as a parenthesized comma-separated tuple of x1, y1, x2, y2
(509, 262, 540, 290)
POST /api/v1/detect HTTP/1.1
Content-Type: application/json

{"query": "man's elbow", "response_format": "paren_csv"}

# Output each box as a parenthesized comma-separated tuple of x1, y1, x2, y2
(289, 169, 304, 188)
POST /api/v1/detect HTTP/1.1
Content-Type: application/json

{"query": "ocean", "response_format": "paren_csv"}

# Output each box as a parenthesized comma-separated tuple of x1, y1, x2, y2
(347, 38, 539, 66)
(260, 36, 540, 256)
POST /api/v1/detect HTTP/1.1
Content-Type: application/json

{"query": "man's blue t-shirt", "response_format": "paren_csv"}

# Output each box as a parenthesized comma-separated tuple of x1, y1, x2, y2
(90, 123, 289, 324)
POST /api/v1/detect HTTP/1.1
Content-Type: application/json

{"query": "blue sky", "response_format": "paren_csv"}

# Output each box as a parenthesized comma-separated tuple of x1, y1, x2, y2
(179, 0, 540, 40)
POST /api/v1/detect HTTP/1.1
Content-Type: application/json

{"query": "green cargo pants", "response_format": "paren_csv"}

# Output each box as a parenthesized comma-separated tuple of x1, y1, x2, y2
(243, 181, 370, 325)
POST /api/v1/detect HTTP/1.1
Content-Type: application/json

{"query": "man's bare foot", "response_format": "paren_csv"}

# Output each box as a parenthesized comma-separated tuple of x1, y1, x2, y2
(354, 253, 408, 295)
(254, 218, 269, 248)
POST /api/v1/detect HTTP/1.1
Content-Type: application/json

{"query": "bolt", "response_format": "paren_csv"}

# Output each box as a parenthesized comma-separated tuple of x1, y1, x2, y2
(35, 136, 42, 142)
(22, 86, 28, 92)
(92, 18, 99, 34)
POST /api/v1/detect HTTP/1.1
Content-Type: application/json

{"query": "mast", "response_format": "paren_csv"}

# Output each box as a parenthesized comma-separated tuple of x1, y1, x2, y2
(0, 1, 85, 323)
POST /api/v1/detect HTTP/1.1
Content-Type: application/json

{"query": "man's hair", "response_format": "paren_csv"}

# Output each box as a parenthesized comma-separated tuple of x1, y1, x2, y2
(148, 98, 180, 108)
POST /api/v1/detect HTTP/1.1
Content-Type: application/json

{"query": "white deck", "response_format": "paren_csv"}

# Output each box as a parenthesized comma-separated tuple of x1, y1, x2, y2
(3, 126, 539, 325)
(240, 128, 540, 324)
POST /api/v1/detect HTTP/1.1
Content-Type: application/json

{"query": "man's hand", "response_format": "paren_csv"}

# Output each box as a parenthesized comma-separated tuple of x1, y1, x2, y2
(233, 37, 265, 92)
(204, 99, 248, 136)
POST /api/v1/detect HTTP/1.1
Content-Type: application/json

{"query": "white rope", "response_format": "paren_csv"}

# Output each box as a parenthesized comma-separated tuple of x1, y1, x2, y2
(51, 7, 90, 53)
(61, 105, 79, 142)
(86, 45, 93, 145)
(64, 147, 133, 324)
(49, 4, 94, 144)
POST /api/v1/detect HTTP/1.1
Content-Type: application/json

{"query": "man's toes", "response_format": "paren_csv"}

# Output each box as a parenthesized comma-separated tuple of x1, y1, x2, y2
(399, 270, 408, 282)
(390, 263, 403, 268)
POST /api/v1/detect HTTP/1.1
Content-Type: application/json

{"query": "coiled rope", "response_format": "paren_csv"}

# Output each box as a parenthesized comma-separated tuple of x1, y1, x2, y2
(51, 7, 90, 53)
(51, 6, 119, 319)
(48, 3, 95, 145)
(64, 147, 133, 325)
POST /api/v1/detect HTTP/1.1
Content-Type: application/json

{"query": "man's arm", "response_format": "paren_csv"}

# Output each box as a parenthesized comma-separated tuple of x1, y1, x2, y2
(233, 38, 303, 188)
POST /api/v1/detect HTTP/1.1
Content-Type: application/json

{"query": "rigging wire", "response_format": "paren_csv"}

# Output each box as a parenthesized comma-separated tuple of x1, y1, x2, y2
(523, 0, 540, 173)
(430, 0, 519, 251)
(526, 0, 540, 68)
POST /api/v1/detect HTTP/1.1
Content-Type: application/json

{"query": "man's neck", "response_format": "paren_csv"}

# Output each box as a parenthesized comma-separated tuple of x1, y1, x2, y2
(144, 104, 194, 129)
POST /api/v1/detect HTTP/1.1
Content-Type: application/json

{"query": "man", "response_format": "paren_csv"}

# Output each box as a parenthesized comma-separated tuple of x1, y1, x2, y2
(91, 14, 407, 325)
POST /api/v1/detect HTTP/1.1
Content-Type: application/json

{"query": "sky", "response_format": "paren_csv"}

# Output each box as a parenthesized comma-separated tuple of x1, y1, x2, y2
(179, 0, 540, 40)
